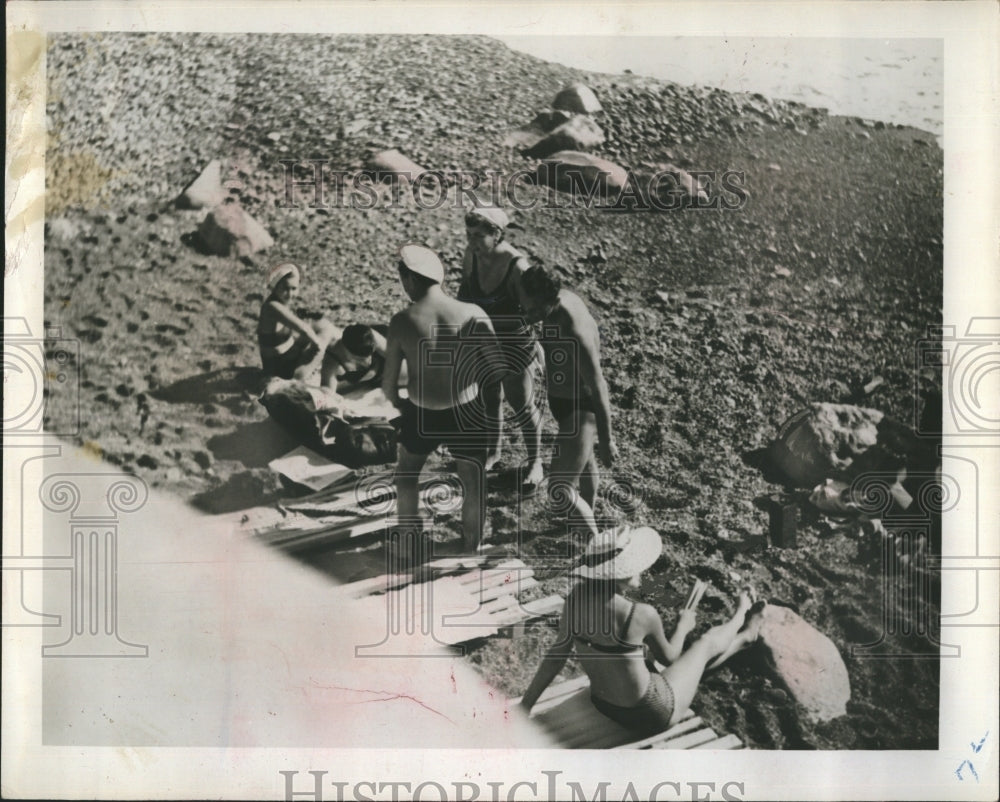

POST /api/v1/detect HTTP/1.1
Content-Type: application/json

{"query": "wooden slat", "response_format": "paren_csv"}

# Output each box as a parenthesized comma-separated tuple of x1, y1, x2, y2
(693, 733, 743, 750)
(515, 674, 590, 712)
(653, 728, 718, 750)
(617, 715, 703, 750)
(562, 716, 634, 749)
(273, 515, 392, 550)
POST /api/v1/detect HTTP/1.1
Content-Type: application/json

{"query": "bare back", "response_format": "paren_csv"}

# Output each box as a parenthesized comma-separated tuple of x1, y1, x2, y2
(564, 585, 652, 706)
(541, 289, 601, 401)
(392, 293, 496, 410)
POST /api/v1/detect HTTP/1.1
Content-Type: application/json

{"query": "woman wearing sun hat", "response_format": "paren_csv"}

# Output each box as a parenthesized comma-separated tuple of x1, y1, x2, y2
(458, 205, 544, 491)
(257, 262, 338, 381)
(519, 524, 763, 736)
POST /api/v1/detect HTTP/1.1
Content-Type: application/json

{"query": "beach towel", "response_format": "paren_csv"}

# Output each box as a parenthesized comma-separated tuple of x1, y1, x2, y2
(260, 378, 398, 467)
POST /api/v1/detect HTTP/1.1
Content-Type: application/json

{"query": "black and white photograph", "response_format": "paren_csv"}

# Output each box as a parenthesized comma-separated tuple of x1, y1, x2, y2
(4, 2, 998, 800)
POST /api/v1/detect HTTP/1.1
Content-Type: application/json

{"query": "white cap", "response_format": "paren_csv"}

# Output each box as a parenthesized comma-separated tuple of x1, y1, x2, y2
(398, 244, 444, 284)
(466, 206, 510, 230)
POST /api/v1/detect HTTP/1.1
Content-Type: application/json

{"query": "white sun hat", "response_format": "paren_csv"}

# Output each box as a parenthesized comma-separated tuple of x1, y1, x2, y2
(572, 525, 663, 581)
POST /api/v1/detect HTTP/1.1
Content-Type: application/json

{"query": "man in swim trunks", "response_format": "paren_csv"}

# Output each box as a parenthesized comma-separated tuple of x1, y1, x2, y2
(517, 265, 618, 520)
(458, 206, 544, 491)
(383, 244, 505, 561)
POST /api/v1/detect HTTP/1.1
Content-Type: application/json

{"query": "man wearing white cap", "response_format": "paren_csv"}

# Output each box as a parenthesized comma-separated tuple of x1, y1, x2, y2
(459, 205, 545, 492)
(383, 244, 504, 559)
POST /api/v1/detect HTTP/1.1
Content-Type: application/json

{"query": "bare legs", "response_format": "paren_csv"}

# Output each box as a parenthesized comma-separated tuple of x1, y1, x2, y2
(660, 590, 764, 725)
(393, 443, 487, 565)
(549, 410, 599, 534)
(481, 368, 544, 486)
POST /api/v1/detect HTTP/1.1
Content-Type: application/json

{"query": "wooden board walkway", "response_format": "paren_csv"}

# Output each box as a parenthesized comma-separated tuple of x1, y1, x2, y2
(339, 557, 564, 647)
(513, 674, 744, 750)
(229, 471, 458, 553)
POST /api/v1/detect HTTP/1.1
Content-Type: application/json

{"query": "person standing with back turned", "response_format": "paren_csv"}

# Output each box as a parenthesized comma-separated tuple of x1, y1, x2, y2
(382, 244, 504, 563)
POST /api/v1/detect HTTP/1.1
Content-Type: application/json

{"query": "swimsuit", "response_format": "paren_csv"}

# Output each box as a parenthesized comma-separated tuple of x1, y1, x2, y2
(460, 254, 536, 375)
(398, 396, 488, 462)
(258, 329, 309, 379)
(575, 601, 644, 654)
(580, 602, 677, 736)
(548, 393, 596, 423)
(591, 671, 677, 736)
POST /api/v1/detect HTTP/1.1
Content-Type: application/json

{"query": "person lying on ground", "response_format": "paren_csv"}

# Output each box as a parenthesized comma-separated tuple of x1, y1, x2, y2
(321, 323, 409, 394)
(382, 244, 506, 561)
(517, 264, 617, 525)
(458, 205, 544, 491)
(519, 524, 763, 737)
(257, 262, 338, 382)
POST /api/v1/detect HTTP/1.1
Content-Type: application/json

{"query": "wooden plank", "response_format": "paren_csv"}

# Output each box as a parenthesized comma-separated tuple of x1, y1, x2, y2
(618, 715, 703, 750)
(520, 596, 564, 617)
(240, 475, 452, 538)
(513, 674, 590, 712)
(456, 559, 531, 584)
(537, 694, 604, 738)
(693, 733, 743, 750)
(338, 553, 517, 600)
(277, 516, 394, 550)
(653, 728, 718, 750)
(564, 718, 635, 750)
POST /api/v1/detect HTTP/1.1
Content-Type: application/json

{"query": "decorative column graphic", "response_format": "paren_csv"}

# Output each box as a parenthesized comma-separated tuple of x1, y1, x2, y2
(38, 473, 149, 657)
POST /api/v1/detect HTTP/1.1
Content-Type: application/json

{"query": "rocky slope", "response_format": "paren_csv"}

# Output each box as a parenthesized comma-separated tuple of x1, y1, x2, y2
(43, 33, 943, 749)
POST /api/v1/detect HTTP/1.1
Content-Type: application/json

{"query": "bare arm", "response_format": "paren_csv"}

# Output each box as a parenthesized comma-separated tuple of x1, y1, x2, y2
(267, 301, 324, 349)
(466, 311, 509, 382)
(371, 328, 388, 357)
(639, 605, 697, 666)
(519, 612, 574, 713)
(572, 312, 618, 466)
(456, 247, 475, 299)
(381, 315, 405, 407)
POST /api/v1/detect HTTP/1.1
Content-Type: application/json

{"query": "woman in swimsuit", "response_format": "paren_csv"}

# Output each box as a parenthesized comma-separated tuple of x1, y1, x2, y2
(257, 262, 337, 382)
(458, 206, 544, 490)
(519, 522, 764, 737)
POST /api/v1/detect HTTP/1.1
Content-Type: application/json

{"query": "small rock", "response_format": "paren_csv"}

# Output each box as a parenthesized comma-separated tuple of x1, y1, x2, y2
(553, 83, 602, 114)
(177, 160, 225, 209)
(767, 163, 782, 172)
(193, 451, 213, 470)
(136, 454, 159, 470)
(367, 149, 427, 182)
(196, 201, 274, 257)
(773, 265, 792, 278)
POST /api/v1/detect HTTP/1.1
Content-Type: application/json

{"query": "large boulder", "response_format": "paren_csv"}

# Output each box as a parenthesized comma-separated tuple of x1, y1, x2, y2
(769, 403, 884, 488)
(177, 159, 225, 209)
(553, 83, 603, 114)
(521, 115, 605, 159)
(367, 149, 427, 182)
(534, 151, 630, 197)
(196, 201, 274, 257)
(759, 605, 850, 722)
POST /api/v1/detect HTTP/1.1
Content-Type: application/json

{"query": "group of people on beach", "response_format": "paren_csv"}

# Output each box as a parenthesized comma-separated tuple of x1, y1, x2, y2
(256, 205, 762, 740)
